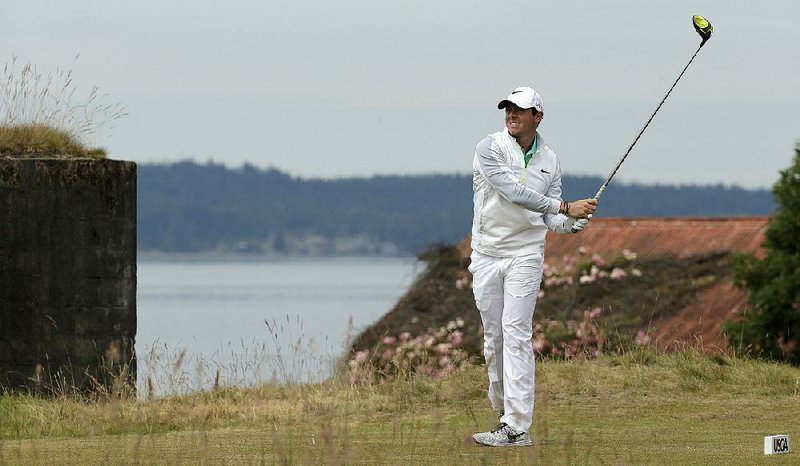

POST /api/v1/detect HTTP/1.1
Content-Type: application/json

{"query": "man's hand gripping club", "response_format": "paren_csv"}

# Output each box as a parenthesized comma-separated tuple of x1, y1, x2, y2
(560, 198, 598, 233)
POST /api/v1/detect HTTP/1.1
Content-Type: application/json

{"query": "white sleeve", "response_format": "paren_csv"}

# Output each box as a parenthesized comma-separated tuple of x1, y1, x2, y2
(474, 137, 561, 214)
(542, 158, 576, 234)
(544, 212, 576, 234)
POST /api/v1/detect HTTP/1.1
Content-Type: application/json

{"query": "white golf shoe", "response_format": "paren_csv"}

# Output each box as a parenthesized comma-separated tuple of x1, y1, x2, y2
(472, 422, 532, 447)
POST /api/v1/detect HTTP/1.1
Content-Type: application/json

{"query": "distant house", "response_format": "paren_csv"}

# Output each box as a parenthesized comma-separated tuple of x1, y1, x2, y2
(460, 217, 770, 352)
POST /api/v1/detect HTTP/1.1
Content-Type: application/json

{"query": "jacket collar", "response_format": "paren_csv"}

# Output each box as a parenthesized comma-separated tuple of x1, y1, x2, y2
(502, 129, 545, 154)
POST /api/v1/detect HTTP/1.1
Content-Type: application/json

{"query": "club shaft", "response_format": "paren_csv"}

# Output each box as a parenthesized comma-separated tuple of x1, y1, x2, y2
(594, 41, 706, 199)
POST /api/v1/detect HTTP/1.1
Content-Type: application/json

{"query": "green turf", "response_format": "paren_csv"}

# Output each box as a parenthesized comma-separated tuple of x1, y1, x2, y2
(1, 350, 798, 465)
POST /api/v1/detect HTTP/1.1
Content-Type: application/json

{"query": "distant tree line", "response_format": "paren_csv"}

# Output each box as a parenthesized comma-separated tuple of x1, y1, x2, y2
(137, 161, 775, 255)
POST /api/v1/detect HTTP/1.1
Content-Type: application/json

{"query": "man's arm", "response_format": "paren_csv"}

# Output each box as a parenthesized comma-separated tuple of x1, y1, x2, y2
(543, 158, 596, 233)
(474, 137, 561, 214)
(542, 161, 573, 233)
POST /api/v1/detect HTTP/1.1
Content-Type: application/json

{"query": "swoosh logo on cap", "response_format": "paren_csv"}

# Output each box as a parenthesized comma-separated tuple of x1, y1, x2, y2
(511, 90, 524, 94)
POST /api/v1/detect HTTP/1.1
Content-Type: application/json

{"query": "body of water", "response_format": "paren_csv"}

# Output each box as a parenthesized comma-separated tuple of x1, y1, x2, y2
(136, 256, 419, 394)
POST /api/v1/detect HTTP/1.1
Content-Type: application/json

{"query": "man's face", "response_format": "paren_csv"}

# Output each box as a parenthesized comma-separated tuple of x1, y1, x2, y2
(504, 103, 539, 139)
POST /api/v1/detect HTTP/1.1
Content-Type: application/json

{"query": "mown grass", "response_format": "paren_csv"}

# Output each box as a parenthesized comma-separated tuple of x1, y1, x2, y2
(1, 349, 799, 465)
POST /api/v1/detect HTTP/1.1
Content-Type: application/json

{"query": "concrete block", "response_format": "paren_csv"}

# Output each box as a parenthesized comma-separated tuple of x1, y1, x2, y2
(0, 158, 137, 394)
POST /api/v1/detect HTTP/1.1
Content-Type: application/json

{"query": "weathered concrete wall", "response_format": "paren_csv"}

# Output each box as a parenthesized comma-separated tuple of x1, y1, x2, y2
(0, 159, 136, 394)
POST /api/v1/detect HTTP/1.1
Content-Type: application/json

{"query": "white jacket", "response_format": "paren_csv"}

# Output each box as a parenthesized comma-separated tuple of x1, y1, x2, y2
(471, 129, 577, 257)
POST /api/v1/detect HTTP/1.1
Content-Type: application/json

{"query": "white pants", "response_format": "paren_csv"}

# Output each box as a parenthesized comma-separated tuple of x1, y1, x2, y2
(469, 250, 544, 433)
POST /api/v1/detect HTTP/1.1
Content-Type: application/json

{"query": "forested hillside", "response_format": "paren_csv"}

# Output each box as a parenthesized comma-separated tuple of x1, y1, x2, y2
(138, 161, 774, 254)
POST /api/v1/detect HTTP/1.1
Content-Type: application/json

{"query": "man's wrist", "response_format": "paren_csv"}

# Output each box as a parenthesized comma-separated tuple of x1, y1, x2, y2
(559, 200, 570, 215)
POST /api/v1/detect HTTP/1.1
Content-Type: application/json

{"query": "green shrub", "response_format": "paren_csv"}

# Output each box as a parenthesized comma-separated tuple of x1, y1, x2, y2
(727, 144, 800, 364)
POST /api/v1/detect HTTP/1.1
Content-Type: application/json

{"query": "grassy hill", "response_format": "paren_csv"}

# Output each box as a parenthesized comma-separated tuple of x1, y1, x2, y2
(1, 350, 798, 464)
(348, 243, 739, 363)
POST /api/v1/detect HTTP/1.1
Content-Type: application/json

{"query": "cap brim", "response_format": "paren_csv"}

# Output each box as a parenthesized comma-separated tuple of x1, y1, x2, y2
(498, 99, 534, 110)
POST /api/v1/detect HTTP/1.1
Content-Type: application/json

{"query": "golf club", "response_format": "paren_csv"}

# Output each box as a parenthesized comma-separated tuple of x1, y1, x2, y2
(592, 15, 713, 202)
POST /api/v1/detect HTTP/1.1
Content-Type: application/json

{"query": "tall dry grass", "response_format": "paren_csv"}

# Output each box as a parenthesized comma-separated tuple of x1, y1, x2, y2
(0, 55, 125, 158)
(2, 348, 799, 464)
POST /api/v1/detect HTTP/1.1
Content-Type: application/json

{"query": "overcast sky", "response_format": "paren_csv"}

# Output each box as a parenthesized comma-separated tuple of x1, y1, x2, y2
(3, 1, 799, 188)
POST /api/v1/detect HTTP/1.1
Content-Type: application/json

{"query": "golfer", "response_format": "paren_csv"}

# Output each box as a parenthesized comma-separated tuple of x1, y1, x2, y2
(470, 86, 597, 447)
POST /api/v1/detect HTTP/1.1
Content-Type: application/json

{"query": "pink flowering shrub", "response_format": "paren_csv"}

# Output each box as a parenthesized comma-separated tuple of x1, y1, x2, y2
(457, 247, 641, 293)
(532, 307, 605, 359)
(634, 330, 652, 346)
(347, 318, 470, 384)
(539, 247, 642, 295)
(440, 247, 651, 365)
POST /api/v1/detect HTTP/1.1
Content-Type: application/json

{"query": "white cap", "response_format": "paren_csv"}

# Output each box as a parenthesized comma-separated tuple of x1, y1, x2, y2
(497, 86, 544, 112)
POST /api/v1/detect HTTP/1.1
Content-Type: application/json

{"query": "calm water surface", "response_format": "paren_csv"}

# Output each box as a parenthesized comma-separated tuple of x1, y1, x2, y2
(136, 256, 419, 394)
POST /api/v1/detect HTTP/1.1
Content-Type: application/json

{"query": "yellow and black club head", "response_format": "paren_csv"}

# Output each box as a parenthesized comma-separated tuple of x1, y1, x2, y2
(693, 15, 713, 45)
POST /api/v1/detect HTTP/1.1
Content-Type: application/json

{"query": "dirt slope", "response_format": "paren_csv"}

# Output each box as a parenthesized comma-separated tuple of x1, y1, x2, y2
(351, 217, 768, 356)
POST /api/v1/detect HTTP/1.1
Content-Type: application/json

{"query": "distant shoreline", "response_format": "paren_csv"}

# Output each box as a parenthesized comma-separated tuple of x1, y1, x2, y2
(137, 251, 417, 263)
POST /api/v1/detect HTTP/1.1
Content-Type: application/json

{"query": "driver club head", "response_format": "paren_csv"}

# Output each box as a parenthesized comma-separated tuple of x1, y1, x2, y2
(693, 15, 713, 45)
